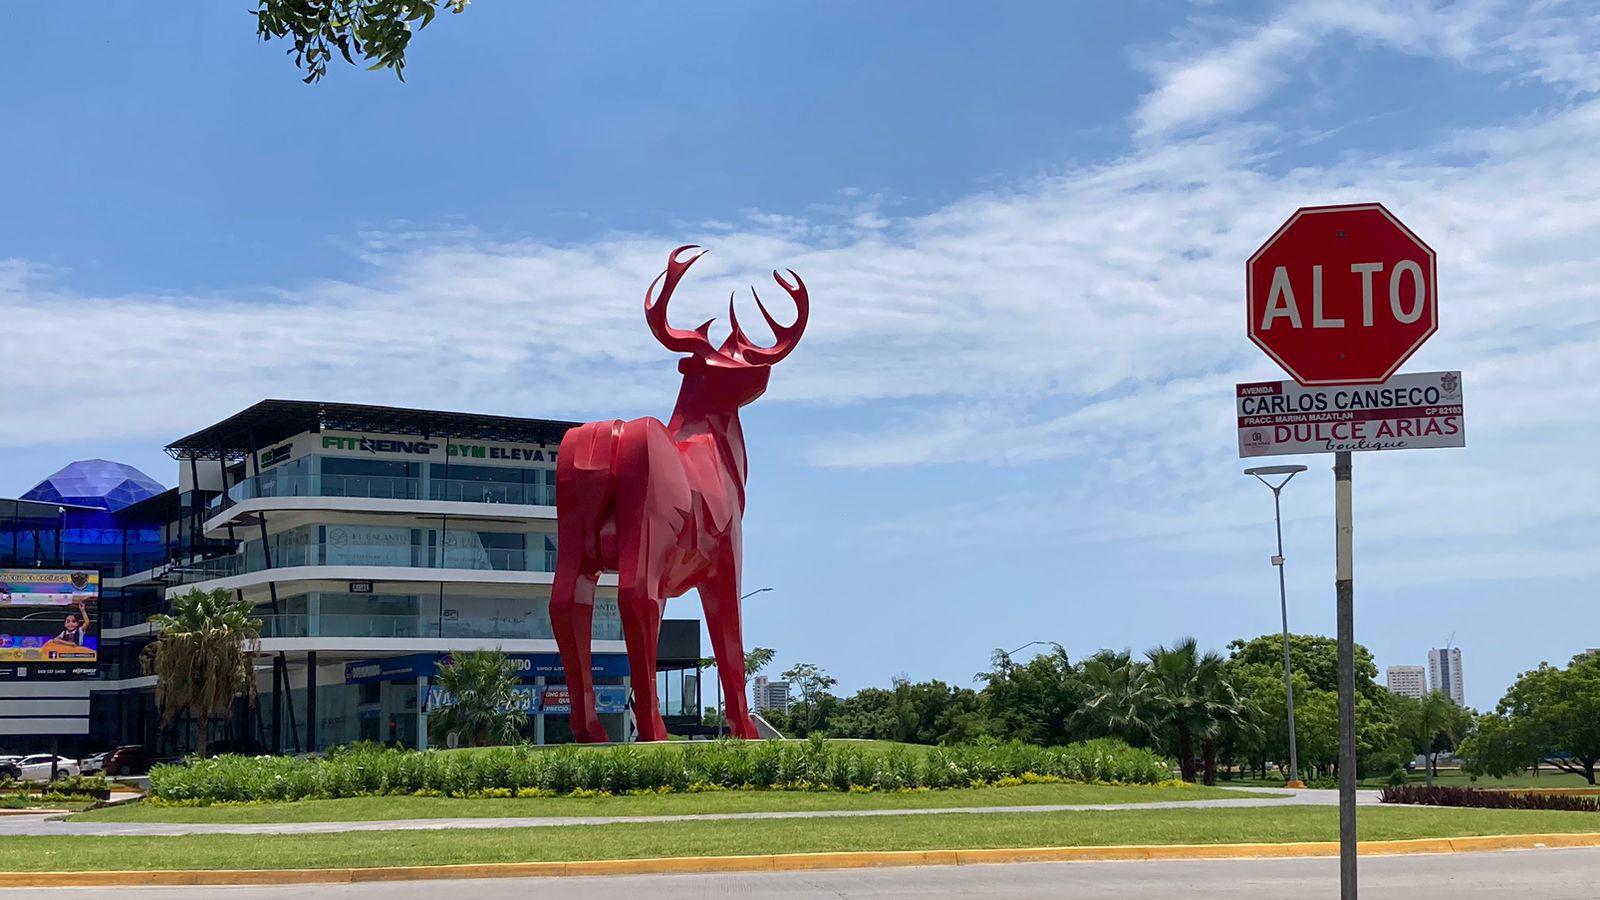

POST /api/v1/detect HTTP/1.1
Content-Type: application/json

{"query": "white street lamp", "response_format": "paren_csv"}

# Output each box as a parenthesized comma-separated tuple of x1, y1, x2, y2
(1245, 464, 1307, 788)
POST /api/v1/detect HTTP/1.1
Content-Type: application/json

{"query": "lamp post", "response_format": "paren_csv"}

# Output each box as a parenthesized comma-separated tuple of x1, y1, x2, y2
(1245, 464, 1307, 788)
(1005, 640, 1063, 658)
(710, 586, 774, 737)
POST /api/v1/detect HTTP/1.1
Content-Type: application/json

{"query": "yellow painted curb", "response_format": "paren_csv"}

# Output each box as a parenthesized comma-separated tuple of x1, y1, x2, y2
(1, 832, 1597, 887)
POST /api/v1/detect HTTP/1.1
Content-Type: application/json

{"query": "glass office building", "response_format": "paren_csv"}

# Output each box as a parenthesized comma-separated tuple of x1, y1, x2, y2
(2, 400, 705, 755)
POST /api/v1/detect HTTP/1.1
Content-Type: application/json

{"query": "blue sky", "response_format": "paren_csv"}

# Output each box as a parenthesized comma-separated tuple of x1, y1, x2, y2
(3, 1, 1598, 711)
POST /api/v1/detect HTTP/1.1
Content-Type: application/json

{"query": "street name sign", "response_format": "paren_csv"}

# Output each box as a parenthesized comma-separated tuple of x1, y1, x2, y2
(1237, 370, 1465, 458)
(1248, 203, 1437, 386)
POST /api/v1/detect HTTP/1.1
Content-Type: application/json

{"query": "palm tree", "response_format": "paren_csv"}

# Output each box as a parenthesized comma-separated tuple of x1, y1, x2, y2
(428, 649, 524, 747)
(142, 588, 262, 758)
(1194, 661, 1256, 785)
(1410, 690, 1465, 786)
(1073, 650, 1156, 744)
(1143, 638, 1246, 783)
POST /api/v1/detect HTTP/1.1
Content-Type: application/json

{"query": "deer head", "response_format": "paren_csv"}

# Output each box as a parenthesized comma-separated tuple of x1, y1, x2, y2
(645, 245, 809, 409)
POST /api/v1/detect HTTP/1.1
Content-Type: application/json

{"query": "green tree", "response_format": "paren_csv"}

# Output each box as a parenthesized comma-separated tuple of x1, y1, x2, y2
(143, 588, 262, 758)
(254, 0, 470, 84)
(1142, 638, 1246, 783)
(1460, 711, 1535, 780)
(1195, 661, 1257, 785)
(975, 644, 1079, 746)
(1227, 633, 1382, 700)
(782, 662, 838, 735)
(1486, 652, 1600, 784)
(1399, 691, 1473, 784)
(1229, 633, 1405, 780)
(428, 649, 524, 747)
(744, 647, 777, 678)
(1072, 650, 1153, 746)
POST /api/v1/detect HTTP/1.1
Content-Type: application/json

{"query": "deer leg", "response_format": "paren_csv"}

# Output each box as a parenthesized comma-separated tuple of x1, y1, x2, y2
(701, 566, 759, 740)
(550, 568, 606, 744)
(612, 421, 672, 743)
(550, 549, 607, 744)
(617, 583, 669, 742)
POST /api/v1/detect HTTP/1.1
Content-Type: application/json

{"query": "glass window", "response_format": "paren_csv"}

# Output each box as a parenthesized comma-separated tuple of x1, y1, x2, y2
(321, 458, 418, 478)
(430, 463, 522, 484)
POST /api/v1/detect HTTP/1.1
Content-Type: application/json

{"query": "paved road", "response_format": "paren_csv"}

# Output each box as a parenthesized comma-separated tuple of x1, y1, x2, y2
(3, 847, 1597, 898)
(1, 788, 1377, 837)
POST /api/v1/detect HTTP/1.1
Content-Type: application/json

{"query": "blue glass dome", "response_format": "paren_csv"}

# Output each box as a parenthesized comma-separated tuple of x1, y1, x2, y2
(21, 459, 166, 512)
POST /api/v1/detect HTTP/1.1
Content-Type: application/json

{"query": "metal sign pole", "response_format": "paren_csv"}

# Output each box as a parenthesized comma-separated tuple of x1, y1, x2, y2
(1334, 450, 1357, 898)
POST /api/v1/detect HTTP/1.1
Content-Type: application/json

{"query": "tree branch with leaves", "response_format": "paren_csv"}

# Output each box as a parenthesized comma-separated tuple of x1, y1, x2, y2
(254, 0, 470, 83)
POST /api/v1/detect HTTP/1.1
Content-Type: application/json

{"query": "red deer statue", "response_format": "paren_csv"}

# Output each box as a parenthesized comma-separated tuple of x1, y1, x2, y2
(550, 245, 808, 742)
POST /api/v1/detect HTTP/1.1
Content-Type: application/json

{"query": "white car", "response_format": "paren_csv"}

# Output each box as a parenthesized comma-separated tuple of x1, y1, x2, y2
(79, 752, 107, 775)
(15, 754, 80, 782)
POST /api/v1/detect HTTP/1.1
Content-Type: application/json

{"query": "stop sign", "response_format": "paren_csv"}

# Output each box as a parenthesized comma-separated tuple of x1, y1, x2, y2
(1247, 203, 1437, 385)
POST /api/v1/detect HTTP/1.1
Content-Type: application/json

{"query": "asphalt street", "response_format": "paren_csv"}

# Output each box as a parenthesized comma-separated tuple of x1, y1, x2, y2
(3, 848, 1598, 899)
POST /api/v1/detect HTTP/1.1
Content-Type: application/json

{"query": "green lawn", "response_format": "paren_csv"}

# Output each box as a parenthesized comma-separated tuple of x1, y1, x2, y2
(10, 806, 1600, 872)
(72, 781, 1260, 824)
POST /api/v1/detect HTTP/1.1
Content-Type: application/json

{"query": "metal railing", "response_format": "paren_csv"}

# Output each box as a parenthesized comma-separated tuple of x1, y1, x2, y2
(166, 540, 558, 585)
(254, 613, 617, 641)
(216, 473, 556, 509)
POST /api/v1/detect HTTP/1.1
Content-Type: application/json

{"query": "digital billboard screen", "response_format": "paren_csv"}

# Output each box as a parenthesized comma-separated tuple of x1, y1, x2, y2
(0, 569, 100, 667)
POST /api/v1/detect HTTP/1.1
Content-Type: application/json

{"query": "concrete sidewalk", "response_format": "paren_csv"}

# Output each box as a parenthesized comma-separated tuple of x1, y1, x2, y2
(0, 787, 1376, 838)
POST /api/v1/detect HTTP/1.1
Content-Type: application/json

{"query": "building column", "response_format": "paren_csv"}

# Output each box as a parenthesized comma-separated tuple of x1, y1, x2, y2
(305, 651, 318, 752)
(622, 674, 633, 744)
(534, 675, 545, 746)
(416, 675, 429, 751)
(271, 656, 284, 754)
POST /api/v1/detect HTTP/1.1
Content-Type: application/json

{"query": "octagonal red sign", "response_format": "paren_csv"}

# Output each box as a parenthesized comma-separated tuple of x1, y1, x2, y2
(1247, 203, 1437, 386)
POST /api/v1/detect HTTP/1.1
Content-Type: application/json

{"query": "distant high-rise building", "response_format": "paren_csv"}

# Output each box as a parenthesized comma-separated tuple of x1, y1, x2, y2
(751, 675, 790, 712)
(1386, 665, 1427, 700)
(1428, 648, 1465, 705)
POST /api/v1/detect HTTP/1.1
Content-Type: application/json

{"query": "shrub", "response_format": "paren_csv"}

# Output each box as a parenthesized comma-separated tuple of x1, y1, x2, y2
(147, 737, 1174, 805)
(1381, 785, 1600, 812)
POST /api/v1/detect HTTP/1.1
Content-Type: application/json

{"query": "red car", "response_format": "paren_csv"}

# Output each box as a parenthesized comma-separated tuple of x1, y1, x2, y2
(101, 745, 162, 776)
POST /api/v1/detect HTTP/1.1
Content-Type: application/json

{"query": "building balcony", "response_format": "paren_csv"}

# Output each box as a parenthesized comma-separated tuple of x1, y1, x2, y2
(166, 540, 558, 586)
(256, 613, 568, 641)
(211, 473, 556, 513)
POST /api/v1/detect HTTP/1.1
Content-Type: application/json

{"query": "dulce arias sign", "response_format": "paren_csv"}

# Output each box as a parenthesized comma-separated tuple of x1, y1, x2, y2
(1237, 370, 1465, 458)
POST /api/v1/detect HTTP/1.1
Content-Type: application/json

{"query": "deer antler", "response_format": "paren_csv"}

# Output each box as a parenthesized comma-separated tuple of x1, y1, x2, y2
(645, 245, 718, 357)
(726, 269, 809, 365)
(646, 246, 809, 365)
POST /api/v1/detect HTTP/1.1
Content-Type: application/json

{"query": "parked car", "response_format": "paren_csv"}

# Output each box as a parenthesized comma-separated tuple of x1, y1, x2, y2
(16, 754, 80, 782)
(101, 745, 173, 776)
(0, 755, 22, 780)
(79, 751, 109, 775)
(207, 738, 269, 757)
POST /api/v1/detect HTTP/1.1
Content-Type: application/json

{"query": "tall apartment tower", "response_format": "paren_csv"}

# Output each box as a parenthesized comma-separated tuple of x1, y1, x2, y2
(750, 675, 791, 712)
(1385, 665, 1427, 700)
(1428, 648, 1465, 705)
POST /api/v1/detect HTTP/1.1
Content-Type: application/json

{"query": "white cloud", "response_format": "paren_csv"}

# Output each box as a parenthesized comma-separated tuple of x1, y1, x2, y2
(1128, 0, 1600, 139)
(4, 1, 1599, 599)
